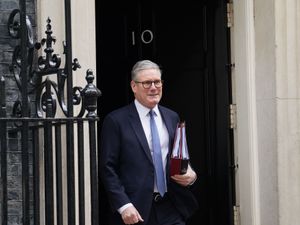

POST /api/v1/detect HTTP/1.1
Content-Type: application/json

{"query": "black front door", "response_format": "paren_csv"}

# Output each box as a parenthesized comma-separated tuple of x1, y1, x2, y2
(96, 1, 234, 225)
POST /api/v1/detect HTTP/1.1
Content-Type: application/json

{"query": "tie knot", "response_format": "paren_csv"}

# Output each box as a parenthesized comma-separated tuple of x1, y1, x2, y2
(149, 109, 156, 118)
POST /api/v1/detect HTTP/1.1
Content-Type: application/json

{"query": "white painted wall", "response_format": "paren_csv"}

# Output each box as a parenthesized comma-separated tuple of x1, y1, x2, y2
(253, 0, 279, 225)
(37, 0, 96, 98)
(275, 0, 300, 224)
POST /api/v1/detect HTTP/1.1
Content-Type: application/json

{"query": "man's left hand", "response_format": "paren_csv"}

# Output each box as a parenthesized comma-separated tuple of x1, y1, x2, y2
(171, 164, 197, 186)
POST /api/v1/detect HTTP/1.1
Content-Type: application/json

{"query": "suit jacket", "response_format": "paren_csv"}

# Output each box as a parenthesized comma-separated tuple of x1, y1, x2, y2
(99, 102, 198, 224)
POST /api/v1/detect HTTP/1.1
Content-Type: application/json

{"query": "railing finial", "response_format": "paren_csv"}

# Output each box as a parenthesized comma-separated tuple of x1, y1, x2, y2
(82, 69, 101, 118)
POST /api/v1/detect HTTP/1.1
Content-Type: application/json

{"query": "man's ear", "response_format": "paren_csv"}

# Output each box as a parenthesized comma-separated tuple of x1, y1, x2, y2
(130, 80, 137, 93)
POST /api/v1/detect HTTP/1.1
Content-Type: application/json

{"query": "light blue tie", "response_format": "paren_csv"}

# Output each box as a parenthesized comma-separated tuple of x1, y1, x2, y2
(149, 110, 166, 196)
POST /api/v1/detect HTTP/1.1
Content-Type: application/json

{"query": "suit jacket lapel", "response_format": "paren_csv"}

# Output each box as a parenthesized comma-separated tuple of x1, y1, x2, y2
(128, 103, 153, 163)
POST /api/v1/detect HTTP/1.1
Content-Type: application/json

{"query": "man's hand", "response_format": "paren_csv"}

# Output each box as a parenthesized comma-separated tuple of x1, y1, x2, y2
(171, 164, 197, 186)
(121, 205, 144, 224)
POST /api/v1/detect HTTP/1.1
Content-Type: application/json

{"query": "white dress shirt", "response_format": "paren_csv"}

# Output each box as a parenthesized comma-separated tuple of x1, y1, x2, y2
(134, 99, 169, 192)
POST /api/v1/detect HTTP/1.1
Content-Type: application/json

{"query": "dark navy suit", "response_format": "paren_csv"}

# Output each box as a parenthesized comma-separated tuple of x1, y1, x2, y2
(100, 102, 198, 224)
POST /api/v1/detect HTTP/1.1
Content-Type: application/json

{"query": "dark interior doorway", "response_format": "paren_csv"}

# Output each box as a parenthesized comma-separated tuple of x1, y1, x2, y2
(96, 1, 235, 225)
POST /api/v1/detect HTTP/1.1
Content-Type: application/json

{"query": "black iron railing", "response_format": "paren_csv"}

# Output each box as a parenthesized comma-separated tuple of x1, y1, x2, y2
(1, 0, 101, 225)
(0, 114, 100, 225)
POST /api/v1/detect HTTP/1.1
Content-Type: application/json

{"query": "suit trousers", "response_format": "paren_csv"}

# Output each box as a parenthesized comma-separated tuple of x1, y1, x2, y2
(144, 193, 185, 225)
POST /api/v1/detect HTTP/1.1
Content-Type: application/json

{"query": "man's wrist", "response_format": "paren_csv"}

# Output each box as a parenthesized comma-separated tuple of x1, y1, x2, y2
(118, 203, 133, 214)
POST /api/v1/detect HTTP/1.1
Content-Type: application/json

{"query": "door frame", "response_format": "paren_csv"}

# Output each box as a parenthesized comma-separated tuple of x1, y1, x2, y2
(231, 0, 261, 225)
(95, 0, 236, 224)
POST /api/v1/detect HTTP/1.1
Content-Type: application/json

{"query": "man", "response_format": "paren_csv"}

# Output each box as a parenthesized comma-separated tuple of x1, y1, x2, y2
(100, 60, 198, 225)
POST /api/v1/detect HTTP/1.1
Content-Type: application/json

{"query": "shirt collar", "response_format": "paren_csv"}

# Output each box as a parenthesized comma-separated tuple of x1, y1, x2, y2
(134, 99, 159, 117)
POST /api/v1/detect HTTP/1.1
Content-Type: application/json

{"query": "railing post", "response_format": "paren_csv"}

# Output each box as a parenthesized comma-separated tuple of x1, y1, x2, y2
(32, 126, 40, 225)
(83, 70, 101, 225)
(55, 123, 63, 225)
(77, 120, 85, 225)
(64, 1, 76, 221)
(44, 79, 54, 225)
(19, 0, 30, 224)
(0, 76, 8, 225)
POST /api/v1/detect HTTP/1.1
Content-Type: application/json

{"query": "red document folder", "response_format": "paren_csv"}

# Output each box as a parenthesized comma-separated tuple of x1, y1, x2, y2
(170, 122, 190, 176)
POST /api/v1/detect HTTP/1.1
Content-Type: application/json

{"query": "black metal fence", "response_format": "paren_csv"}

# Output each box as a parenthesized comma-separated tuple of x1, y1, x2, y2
(0, 97, 100, 225)
(0, 1, 101, 225)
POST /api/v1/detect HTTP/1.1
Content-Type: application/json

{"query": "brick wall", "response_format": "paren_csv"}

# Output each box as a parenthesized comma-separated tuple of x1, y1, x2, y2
(0, 1, 36, 225)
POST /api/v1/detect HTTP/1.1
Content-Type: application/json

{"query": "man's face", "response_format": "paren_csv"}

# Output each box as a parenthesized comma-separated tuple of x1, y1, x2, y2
(130, 68, 163, 109)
